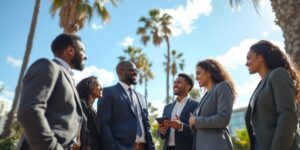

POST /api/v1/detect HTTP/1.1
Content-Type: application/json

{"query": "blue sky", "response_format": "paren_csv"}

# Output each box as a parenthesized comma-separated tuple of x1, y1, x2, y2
(0, 0, 285, 114)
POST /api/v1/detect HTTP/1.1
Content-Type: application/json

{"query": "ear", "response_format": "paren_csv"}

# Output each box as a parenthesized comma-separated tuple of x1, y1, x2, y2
(66, 45, 75, 57)
(257, 54, 264, 62)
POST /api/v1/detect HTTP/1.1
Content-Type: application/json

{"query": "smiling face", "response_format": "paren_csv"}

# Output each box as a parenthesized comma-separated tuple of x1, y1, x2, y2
(195, 66, 211, 88)
(91, 79, 103, 99)
(173, 76, 190, 96)
(119, 62, 139, 86)
(245, 50, 264, 74)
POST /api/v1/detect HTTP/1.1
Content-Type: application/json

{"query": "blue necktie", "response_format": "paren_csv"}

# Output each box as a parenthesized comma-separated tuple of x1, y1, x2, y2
(128, 88, 142, 137)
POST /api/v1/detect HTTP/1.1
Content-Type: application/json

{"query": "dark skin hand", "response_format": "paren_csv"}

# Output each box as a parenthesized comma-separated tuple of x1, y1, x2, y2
(158, 115, 183, 134)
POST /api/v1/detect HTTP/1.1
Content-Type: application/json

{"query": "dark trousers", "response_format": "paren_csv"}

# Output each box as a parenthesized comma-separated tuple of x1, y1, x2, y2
(166, 146, 176, 150)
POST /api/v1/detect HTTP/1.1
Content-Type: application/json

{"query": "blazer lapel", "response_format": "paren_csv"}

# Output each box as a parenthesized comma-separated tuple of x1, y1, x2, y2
(197, 92, 210, 116)
(180, 98, 191, 119)
(116, 83, 136, 116)
(53, 59, 84, 114)
(167, 102, 176, 118)
(250, 74, 269, 118)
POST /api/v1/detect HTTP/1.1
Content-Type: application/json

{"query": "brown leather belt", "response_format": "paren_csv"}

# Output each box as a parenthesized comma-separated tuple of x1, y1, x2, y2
(133, 142, 146, 150)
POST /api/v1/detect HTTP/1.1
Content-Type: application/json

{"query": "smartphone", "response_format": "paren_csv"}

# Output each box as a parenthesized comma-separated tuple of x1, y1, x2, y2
(155, 116, 170, 124)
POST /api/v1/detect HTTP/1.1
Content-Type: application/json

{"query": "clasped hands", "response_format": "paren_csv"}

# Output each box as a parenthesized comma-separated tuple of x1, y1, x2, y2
(158, 115, 183, 134)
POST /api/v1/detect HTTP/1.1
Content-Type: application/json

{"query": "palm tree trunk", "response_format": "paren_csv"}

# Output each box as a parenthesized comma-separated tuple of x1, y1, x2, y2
(270, 0, 300, 125)
(0, 0, 41, 139)
(145, 77, 148, 100)
(271, 0, 300, 68)
(165, 35, 171, 104)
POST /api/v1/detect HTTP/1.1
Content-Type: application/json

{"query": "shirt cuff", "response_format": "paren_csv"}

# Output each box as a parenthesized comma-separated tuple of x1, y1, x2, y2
(178, 123, 183, 131)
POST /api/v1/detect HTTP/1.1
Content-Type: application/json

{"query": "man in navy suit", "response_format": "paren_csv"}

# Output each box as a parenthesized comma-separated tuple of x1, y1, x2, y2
(158, 73, 199, 150)
(97, 61, 155, 150)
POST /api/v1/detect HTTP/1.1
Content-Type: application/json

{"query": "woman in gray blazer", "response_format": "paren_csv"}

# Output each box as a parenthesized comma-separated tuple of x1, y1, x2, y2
(245, 40, 300, 150)
(189, 59, 236, 150)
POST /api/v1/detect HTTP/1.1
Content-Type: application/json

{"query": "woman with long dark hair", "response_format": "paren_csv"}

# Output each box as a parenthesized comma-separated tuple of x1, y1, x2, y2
(76, 76, 103, 150)
(189, 59, 236, 150)
(245, 40, 300, 150)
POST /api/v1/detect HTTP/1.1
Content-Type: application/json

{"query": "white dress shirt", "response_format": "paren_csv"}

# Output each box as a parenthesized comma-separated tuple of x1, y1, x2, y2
(119, 81, 146, 143)
(168, 96, 189, 146)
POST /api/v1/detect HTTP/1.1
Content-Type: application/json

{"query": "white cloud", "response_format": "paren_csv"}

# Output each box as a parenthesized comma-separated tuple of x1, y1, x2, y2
(0, 81, 13, 112)
(233, 75, 260, 109)
(91, 23, 103, 30)
(161, 0, 212, 37)
(216, 39, 284, 70)
(216, 39, 258, 70)
(118, 36, 134, 47)
(6, 56, 22, 68)
(73, 65, 115, 87)
(262, 31, 269, 37)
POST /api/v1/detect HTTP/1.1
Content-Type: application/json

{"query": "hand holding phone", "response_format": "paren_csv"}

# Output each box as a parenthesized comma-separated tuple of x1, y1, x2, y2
(155, 116, 170, 124)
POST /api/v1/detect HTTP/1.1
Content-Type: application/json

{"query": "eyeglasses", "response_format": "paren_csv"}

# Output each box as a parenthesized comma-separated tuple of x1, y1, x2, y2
(123, 68, 139, 73)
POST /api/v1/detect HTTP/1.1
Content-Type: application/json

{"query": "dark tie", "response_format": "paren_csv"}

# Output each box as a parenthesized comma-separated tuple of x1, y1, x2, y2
(128, 88, 142, 137)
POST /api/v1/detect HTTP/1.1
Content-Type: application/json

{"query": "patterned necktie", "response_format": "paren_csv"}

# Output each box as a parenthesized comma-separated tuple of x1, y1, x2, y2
(128, 88, 142, 137)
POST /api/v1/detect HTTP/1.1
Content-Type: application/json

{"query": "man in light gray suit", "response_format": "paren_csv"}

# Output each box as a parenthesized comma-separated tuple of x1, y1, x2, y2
(17, 33, 87, 150)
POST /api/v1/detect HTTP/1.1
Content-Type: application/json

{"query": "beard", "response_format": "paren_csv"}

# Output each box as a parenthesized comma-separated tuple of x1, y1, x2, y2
(125, 75, 137, 85)
(71, 52, 84, 71)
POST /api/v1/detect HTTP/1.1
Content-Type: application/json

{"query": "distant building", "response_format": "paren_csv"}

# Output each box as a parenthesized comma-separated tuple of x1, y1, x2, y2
(0, 100, 10, 134)
(228, 106, 247, 135)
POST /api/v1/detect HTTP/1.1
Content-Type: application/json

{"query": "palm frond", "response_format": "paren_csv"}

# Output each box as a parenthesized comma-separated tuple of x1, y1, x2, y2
(94, 2, 111, 23)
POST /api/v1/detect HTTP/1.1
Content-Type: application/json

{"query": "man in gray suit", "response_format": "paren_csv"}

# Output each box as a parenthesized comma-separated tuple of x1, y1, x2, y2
(17, 33, 87, 150)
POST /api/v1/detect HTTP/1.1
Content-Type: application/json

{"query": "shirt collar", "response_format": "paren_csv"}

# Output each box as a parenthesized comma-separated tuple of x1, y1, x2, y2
(54, 57, 73, 76)
(119, 81, 132, 91)
(176, 95, 189, 104)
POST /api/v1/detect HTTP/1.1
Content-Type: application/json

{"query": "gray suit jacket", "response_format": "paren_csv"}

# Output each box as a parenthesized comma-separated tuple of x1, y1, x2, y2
(245, 67, 298, 150)
(17, 58, 86, 150)
(193, 81, 233, 150)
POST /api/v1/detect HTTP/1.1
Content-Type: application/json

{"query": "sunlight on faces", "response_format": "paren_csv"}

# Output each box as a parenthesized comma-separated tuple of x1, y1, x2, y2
(173, 76, 189, 95)
(195, 66, 211, 88)
(245, 50, 264, 74)
(71, 40, 86, 71)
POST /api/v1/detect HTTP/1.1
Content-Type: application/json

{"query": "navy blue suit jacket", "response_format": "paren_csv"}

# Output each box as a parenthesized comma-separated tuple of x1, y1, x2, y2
(158, 98, 198, 150)
(97, 83, 155, 150)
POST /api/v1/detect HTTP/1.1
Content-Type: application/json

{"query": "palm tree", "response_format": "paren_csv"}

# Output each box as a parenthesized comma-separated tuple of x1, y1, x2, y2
(169, 50, 185, 83)
(230, 0, 300, 68)
(163, 49, 184, 102)
(139, 59, 154, 99)
(50, 0, 118, 34)
(137, 9, 172, 104)
(0, 0, 41, 139)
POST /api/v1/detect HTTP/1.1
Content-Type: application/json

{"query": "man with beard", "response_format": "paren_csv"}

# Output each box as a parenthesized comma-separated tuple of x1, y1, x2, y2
(158, 73, 199, 150)
(17, 33, 87, 150)
(98, 61, 155, 150)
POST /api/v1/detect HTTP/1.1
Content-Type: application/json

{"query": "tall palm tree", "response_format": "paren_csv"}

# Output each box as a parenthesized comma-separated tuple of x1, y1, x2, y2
(0, 0, 41, 139)
(50, 0, 118, 34)
(137, 9, 172, 104)
(230, 0, 300, 68)
(163, 50, 184, 102)
(169, 50, 185, 83)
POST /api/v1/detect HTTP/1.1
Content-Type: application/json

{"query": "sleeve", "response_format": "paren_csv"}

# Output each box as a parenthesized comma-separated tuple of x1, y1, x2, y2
(269, 68, 298, 150)
(194, 82, 234, 129)
(142, 96, 155, 150)
(17, 59, 64, 150)
(97, 88, 117, 150)
(157, 106, 169, 139)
